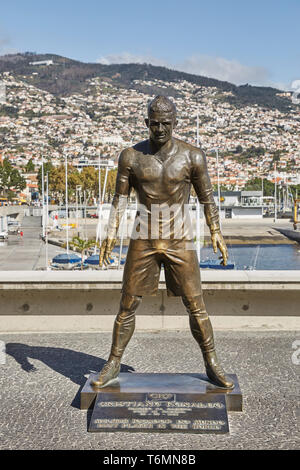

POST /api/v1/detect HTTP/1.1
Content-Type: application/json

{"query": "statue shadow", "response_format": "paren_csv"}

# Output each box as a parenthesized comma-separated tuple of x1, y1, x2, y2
(5, 343, 135, 409)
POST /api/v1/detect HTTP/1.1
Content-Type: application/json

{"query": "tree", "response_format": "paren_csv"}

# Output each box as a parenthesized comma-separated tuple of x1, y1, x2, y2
(244, 177, 275, 196)
(81, 166, 97, 193)
(25, 158, 35, 173)
(48, 165, 65, 197)
(272, 150, 281, 162)
(47, 164, 82, 202)
(289, 184, 300, 200)
(68, 169, 82, 201)
(0, 105, 18, 118)
(68, 236, 97, 269)
(242, 146, 266, 159)
(0, 158, 26, 197)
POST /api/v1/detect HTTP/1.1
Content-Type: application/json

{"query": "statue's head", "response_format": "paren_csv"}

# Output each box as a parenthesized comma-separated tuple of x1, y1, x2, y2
(145, 95, 177, 146)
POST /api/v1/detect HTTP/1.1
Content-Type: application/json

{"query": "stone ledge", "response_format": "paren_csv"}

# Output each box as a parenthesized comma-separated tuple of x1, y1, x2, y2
(0, 315, 299, 332)
(0, 270, 299, 291)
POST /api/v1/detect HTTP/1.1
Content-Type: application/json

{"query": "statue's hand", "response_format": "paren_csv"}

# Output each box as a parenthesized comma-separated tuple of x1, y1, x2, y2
(211, 231, 228, 266)
(99, 238, 116, 267)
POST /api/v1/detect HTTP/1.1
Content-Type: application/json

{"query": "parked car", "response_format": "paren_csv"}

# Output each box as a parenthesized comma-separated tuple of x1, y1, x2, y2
(0, 231, 8, 240)
(8, 220, 21, 234)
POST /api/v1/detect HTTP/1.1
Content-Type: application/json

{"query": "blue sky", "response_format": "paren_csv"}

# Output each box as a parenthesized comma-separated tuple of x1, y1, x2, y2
(0, 0, 299, 89)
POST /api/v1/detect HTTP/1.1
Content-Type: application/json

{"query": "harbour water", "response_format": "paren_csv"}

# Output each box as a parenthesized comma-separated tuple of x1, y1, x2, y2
(112, 243, 300, 271)
(1, 214, 300, 271)
(200, 243, 300, 270)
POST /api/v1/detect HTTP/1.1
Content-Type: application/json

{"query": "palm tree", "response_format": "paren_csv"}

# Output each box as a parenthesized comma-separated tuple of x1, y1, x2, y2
(67, 236, 97, 269)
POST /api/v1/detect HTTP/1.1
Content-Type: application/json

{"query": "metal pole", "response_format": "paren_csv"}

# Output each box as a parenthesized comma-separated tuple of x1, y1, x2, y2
(102, 166, 109, 203)
(216, 148, 222, 228)
(196, 134, 200, 259)
(196, 201, 200, 261)
(41, 158, 45, 237)
(118, 207, 126, 269)
(84, 190, 87, 239)
(45, 174, 49, 269)
(76, 188, 78, 235)
(99, 166, 109, 246)
(98, 155, 102, 244)
(65, 155, 69, 253)
(95, 155, 102, 251)
(76, 185, 81, 236)
(261, 177, 264, 214)
(196, 112, 201, 260)
(98, 153, 101, 205)
(274, 164, 277, 222)
(196, 112, 199, 147)
(79, 190, 82, 232)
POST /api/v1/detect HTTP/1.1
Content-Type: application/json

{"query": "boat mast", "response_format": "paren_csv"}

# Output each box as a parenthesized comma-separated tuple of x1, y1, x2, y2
(94, 154, 102, 254)
(98, 152, 102, 246)
(216, 148, 221, 227)
(45, 173, 49, 270)
(65, 155, 69, 253)
(196, 112, 201, 261)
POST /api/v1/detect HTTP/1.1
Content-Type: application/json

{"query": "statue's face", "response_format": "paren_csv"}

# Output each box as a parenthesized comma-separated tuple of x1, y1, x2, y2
(146, 111, 177, 146)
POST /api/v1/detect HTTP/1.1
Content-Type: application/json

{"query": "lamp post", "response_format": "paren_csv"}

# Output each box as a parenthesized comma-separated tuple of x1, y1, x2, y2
(76, 185, 81, 236)
(98, 152, 101, 208)
(274, 164, 277, 223)
(41, 157, 45, 238)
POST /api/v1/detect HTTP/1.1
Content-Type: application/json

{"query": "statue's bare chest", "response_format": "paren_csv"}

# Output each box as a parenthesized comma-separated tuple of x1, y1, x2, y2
(131, 152, 190, 186)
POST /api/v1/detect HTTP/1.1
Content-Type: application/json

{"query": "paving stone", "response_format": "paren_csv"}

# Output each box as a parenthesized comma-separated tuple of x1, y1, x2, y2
(0, 330, 299, 449)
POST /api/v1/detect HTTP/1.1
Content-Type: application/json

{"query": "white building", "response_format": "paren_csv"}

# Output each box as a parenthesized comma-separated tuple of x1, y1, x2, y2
(101, 135, 124, 145)
(29, 60, 54, 66)
(213, 191, 263, 219)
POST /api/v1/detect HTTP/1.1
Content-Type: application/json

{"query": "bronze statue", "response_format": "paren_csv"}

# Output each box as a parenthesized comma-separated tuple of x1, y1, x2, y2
(92, 96, 233, 390)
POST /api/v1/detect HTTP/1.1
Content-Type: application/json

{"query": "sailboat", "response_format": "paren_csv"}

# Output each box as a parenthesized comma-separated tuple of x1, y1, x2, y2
(200, 259, 235, 269)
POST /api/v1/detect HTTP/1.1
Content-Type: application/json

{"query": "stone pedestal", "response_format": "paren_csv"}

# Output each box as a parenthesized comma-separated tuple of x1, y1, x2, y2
(81, 373, 242, 434)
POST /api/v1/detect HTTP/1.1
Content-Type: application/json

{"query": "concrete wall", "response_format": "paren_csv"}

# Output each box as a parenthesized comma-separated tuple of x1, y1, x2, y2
(0, 216, 7, 231)
(0, 270, 299, 332)
(232, 207, 263, 218)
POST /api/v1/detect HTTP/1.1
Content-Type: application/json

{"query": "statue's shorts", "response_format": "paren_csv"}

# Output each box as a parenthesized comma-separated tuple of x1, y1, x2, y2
(121, 239, 202, 297)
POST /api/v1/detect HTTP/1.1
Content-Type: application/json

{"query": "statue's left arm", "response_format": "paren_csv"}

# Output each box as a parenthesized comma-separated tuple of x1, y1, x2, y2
(99, 149, 132, 266)
(191, 149, 228, 265)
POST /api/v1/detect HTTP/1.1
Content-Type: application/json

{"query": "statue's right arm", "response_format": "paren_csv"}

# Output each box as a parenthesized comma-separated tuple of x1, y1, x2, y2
(100, 149, 132, 266)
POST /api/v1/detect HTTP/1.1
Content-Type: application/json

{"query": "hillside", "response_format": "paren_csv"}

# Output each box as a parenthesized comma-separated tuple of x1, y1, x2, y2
(0, 52, 295, 113)
(0, 55, 299, 193)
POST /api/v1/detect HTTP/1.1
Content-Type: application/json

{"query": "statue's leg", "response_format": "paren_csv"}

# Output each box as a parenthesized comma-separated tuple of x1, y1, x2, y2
(92, 293, 142, 387)
(182, 294, 234, 389)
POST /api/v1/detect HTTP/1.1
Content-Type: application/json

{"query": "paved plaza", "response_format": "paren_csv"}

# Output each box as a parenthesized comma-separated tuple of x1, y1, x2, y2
(0, 330, 299, 450)
(0, 216, 65, 271)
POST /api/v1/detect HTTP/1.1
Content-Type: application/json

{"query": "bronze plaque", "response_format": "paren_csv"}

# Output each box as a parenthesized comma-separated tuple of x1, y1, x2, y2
(88, 392, 229, 433)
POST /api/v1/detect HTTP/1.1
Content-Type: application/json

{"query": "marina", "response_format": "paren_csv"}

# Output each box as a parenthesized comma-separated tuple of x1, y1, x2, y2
(0, 213, 300, 271)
